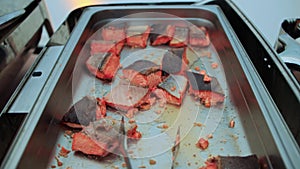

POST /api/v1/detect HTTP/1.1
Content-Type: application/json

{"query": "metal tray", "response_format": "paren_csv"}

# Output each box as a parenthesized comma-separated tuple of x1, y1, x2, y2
(1, 5, 293, 169)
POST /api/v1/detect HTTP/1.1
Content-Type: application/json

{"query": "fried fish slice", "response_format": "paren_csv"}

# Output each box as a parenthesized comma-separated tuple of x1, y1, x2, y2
(72, 118, 141, 158)
(154, 75, 188, 106)
(150, 24, 175, 46)
(86, 52, 120, 81)
(169, 26, 189, 47)
(189, 26, 210, 47)
(104, 83, 151, 112)
(101, 23, 126, 42)
(126, 25, 151, 48)
(62, 96, 106, 128)
(90, 40, 124, 55)
(122, 60, 162, 88)
(162, 48, 188, 75)
(186, 70, 224, 107)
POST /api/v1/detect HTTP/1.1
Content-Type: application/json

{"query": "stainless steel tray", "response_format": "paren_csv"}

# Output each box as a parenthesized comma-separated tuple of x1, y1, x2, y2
(1, 5, 293, 169)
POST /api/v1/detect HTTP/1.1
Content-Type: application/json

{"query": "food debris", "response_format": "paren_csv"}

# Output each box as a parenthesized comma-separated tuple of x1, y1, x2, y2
(229, 119, 235, 128)
(171, 86, 176, 91)
(193, 122, 203, 127)
(138, 165, 146, 168)
(193, 154, 197, 157)
(112, 165, 119, 169)
(128, 119, 136, 124)
(50, 165, 56, 168)
(149, 159, 157, 165)
(196, 138, 209, 150)
(64, 130, 73, 137)
(66, 167, 72, 169)
(154, 110, 162, 114)
(211, 62, 218, 69)
(203, 75, 212, 82)
(126, 108, 139, 118)
(207, 134, 213, 139)
(220, 139, 227, 144)
(59, 146, 70, 158)
(55, 156, 63, 167)
(194, 66, 200, 71)
(157, 124, 169, 129)
(231, 134, 239, 141)
(199, 70, 206, 75)
(122, 163, 127, 168)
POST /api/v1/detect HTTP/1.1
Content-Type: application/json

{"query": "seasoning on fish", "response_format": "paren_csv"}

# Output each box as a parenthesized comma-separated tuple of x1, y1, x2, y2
(122, 60, 162, 88)
(169, 26, 189, 47)
(153, 75, 188, 106)
(186, 70, 225, 107)
(101, 23, 126, 42)
(200, 155, 260, 169)
(71, 118, 136, 157)
(126, 25, 151, 48)
(90, 40, 124, 55)
(62, 96, 106, 128)
(189, 26, 210, 47)
(162, 48, 188, 74)
(150, 24, 175, 46)
(86, 52, 120, 81)
(104, 83, 151, 112)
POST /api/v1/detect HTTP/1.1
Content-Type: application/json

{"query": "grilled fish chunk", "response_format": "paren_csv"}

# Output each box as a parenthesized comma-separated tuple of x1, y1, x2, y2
(126, 25, 151, 48)
(154, 75, 188, 106)
(90, 40, 124, 55)
(62, 96, 106, 128)
(72, 118, 141, 157)
(86, 52, 120, 81)
(186, 70, 224, 107)
(101, 23, 126, 42)
(150, 24, 175, 46)
(122, 60, 162, 88)
(169, 26, 189, 47)
(104, 83, 151, 112)
(189, 26, 210, 47)
(162, 48, 188, 74)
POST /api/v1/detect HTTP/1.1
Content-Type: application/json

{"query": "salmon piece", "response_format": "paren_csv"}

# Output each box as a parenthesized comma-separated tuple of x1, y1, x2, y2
(122, 60, 162, 88)
(72, 118, 142, 157)
(127, 124, 142, 139)
(104, 83, 151, 112)
(154, 75, 188, 106)
(169, 26, 189, 47)
(90, 40, 124, 55)
(62, 96, 106, 128)
(72, 132, 110, 156)
(196, 138, 209, 150)
(200, 155, 260, 169)
(86, 52, 120, 81)
(150, 24, 175, 46)
(189, 26, 210, 47)
(101, 23, 126, 42)
(186, 70, 224, 107)
(162, 48, 188, 74)
(126, 25, 151, 48)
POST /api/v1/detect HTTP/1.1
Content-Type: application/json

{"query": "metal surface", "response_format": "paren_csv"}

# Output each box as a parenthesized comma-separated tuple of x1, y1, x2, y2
(203, 0, 300, 152)
(0, 9, 25, 30)
(278, 33, 300, 68)
(119, 116, 133, 169)
(0, 0, 54, 113)
(2, 4, 299, 169)
(8, 46, 64, 114)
